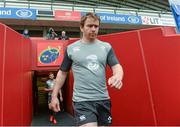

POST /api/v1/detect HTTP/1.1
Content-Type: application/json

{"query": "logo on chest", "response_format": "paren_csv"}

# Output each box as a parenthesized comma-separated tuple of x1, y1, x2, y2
(86, 55, 99, 71)
(73, 46, 80, 52)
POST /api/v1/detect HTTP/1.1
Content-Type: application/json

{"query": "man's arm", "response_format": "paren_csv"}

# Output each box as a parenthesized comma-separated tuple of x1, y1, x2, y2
(50, 48, 72, 112)
(44, 88, 53, 92)
(108, 64, 124, 89)
(52, 48, 72, 98)
(107, 46, 124, 89)
(59, 89, 63, 102)
(50, 70, 67, 112)
(52, 70, 67, 98)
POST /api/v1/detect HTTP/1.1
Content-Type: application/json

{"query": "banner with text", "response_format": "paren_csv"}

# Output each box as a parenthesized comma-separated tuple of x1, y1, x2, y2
(55, 10, 81, 21)
(0, 7, 36, 20)
(141, 16, 175, 26)
(96, 13, 142, 24)
(141, 16, 162, 26)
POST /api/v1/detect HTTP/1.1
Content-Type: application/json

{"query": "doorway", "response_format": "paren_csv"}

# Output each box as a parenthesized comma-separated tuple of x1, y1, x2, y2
(31, 70, 75, 126)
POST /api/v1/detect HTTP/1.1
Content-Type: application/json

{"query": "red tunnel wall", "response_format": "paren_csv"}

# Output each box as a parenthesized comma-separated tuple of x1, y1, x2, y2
(67, 27, 180, 125)
(139, 28, 180, 125)
(0, 23, 32, 126)
(100, 27, 180, 125)
(0, 24, 5, 125)
(98, 31, 156, 125)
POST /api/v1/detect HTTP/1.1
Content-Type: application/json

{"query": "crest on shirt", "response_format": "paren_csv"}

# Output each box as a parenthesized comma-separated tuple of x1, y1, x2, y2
(107, 116, 112, 123)
(73, 46, 80, 52)
(86, 55, 99, 71)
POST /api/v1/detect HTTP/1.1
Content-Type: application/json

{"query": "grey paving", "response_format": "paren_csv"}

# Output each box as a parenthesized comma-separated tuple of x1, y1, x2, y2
(31, 105, 76, 126)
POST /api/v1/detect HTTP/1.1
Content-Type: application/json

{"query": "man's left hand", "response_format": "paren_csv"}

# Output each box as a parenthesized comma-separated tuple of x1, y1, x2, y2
(108, 75, 123, 89)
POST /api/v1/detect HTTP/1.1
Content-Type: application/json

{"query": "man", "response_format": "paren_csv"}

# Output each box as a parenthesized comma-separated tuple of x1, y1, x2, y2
(46, 28, 57, 40)
(22, 28, 29, 38)
(44, 72, 63, 124)
(50, 12, 123, 126)
(58, 31, 69, 40)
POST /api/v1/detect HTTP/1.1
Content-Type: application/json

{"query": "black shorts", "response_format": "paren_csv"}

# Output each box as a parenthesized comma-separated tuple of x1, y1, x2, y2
(48, 94, 51, 104)
(73, 99, 112, 126)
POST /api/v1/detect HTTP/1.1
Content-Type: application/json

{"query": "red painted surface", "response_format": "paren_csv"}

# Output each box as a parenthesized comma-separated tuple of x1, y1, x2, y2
(3, 26, 22, 125)
(98, 32, 156, 125)
(0, 23, 5, 125)
(99, 27, 180, 125)
(21, 37, 32, 126)
(0, 24, 32, 126)
(139, 27, 180, 125)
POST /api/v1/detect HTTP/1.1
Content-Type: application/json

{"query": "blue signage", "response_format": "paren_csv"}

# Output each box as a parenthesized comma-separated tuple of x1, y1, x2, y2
(169, 0, 180, 33)
(96, 13, 142, 24)
(81, 12, 142, 25)
(0, 7, 36, 20)
(171, 5, 180, 33)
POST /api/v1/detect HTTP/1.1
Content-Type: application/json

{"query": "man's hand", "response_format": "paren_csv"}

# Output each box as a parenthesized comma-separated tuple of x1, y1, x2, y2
(60, 96, 63, 102)
(50, 97, 60, 112)
(108, 75, 123, 89)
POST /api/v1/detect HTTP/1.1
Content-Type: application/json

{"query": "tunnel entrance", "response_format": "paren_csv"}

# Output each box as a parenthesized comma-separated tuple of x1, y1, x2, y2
(31, 70, 75, 126)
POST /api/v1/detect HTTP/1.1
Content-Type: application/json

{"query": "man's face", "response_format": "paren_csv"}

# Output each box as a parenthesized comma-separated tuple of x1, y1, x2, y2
(62, 31, 66, 36)
(49, 73, 54, 79)
(24, 29, 28, 34)
(80, 17, 99, 41)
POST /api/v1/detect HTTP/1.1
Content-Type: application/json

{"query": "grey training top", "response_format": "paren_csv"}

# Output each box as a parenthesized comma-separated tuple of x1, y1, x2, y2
(46, 79, 55, 96)
(60, 39, 119, 102)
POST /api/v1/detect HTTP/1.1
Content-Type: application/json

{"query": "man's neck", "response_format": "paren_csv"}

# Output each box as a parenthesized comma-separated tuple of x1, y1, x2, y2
(81, 37, 96, 44)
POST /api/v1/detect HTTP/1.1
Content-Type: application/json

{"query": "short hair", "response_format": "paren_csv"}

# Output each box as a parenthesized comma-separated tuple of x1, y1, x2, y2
(48, 72, 54, 76)
(80, 12, 100, 28)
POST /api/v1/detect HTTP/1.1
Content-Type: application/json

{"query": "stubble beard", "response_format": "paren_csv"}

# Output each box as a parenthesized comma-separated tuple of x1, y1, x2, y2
(89, 33, 97, 40)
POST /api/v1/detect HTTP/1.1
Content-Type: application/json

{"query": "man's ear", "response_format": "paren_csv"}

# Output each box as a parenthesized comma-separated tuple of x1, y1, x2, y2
(80, 26, 83, 33)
